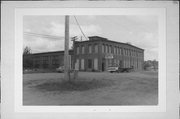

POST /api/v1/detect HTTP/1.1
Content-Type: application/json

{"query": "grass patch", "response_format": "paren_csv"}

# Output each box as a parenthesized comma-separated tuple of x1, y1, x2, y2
(33, 78, 114, 92)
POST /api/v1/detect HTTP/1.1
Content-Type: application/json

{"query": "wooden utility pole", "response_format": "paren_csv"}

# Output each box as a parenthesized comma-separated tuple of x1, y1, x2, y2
(64, 15, 70, 81)
(71, 36, 78, 49)
(71, 36, 78, 70)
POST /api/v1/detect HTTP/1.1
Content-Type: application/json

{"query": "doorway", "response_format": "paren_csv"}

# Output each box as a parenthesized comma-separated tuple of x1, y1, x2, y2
(102, 62, 105, 71)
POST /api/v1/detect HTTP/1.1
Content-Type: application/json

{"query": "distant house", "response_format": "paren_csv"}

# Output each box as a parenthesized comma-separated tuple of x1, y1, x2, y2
(143, 60, 158, 71)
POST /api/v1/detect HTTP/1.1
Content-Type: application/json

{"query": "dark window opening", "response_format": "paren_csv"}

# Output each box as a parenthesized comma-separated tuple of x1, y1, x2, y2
(88, 59, 92, 69)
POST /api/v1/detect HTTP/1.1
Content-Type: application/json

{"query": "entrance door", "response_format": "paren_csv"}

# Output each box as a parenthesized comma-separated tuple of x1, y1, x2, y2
(94, 58, 98, 70)
(102, 62, 105, 71)
(119, 60, 123, 68)
(88, 59, 92, 70)
(75, 59, 79, 70)
(81, 59, 84, 70)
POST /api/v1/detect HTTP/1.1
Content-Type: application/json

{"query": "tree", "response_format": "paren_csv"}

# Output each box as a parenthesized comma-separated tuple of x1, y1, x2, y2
(23, 46, 33, 69)
(23, 46, 31, 55)
(143, 60, 158, 71)
(143, 61, 152, 70)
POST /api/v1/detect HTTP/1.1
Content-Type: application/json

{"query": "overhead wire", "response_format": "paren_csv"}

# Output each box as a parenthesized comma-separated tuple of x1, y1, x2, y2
(24, 16, 89, 41)
(73, 16, 89, 41)
(24, 32, 64, 40)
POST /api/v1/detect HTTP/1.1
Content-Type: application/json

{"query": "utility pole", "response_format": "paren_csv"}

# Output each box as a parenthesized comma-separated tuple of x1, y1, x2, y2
(71, 36, 79, 80)
(71, 36, 78, 70)
(71, 36, 78, 49)
(64, 15, 70, 81)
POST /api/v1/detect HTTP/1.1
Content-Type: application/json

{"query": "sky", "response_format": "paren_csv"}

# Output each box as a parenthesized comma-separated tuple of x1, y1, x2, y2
(23, 15, 158, 61)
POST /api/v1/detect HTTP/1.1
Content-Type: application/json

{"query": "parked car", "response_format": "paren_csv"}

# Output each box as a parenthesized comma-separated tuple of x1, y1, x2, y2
(118, 67, 133, 72)
(107, 66, 119, 73)
(107, 66, 134, 73)
(56, 66, 64, 73)
(56, 66, 74, 73)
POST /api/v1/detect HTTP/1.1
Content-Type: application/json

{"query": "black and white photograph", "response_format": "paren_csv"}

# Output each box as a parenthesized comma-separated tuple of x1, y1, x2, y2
(23, 15, 159, 106)
(1, 1, 179, 119)
(12, 8, 167, 113)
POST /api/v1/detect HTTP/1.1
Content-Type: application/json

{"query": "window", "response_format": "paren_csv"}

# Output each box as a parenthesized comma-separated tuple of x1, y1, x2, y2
(130, 50, 132, 56)
(132, 50, 134, 56)
(88, 59, 92, 68)
(117, 47, 119, 54)
(117, 60, 119, 66)
(124, 49, 126, 56)
(102, 44, 104, 53)
(95, 44, 98, 53)
(34, 58, 40, 68)
(116, 47, 118, 54)
(114, 59, 117, 66)
(114, 47, 115, 54)
(94, 58, 98, 70)
(107, 59, 111, 67)
(75, 59, 79, 70)
(105, 45, 108, 53)
(52, 55, 59, 68)
(77, 46, 79, 54)
(81, 59, 84, 70)
(43, 56, 49, 68)
(88, 45, 92, 54)
(119, 48, 121, 55)
(109, 46, 111, 53)
(82, 46, 85, 54)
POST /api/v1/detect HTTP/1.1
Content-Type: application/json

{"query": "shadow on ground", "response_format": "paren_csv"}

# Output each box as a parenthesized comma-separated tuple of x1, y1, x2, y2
(32, 79, 114, 92)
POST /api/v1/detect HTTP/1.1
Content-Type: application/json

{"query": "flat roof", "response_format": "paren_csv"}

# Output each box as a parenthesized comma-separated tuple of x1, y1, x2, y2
(75, 36, 144, 51)
(28, 50, 73, 56)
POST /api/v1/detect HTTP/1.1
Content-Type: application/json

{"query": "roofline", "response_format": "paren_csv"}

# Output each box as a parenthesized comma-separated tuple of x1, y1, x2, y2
(88, 36, 108, 40)
(75, 37, 144, 51)
(106, 40, 144, 51)
(28, 50, 73, 55)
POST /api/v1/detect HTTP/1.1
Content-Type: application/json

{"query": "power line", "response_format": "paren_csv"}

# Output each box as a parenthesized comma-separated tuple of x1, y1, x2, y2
(73, 16, 89, 41)
(24, 16, 89, 41)
(24, 32, 64, 40)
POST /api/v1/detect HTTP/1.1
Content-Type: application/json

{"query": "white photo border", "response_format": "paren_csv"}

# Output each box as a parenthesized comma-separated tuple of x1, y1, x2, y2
(14, 8, 166, 112)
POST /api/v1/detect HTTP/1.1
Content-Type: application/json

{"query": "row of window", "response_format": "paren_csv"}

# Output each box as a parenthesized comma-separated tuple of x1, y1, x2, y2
(105, 58, 142, 69)
(123, 59, 143, 69)
(76, 44, 143, 57)
(102, 44, 143, 57)
(106, 59, 122, 67)
(76, 58, 99, 70)
(75, 58, 143, 70)
(76, 44, 98, 54)
(34, 55, 60, 68)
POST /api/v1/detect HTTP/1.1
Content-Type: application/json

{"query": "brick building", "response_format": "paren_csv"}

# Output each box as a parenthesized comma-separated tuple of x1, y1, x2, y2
(24, 36, 144, 71)
(23, 50, 73, 70)
(74, 36, 144, 71)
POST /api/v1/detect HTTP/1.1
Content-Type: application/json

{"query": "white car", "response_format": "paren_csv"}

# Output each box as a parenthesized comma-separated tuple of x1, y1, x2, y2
(107, 66, 119, 73)
(56, 66, 64, 73)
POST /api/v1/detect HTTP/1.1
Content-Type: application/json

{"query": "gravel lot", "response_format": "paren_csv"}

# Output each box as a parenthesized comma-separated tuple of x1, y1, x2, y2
(23, 71, 158, 105)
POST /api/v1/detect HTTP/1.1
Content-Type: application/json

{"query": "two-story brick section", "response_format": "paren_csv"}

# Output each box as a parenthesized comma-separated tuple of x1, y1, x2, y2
(73, 36, 144, 71)
(23, 36, 144, 72)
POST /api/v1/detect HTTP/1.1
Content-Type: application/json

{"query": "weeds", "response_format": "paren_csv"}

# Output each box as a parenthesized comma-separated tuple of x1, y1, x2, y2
(33, 78, 114, 92)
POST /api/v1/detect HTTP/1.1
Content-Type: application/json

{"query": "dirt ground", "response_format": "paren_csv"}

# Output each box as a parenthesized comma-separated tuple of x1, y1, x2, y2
(23, 71, 158, 105)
